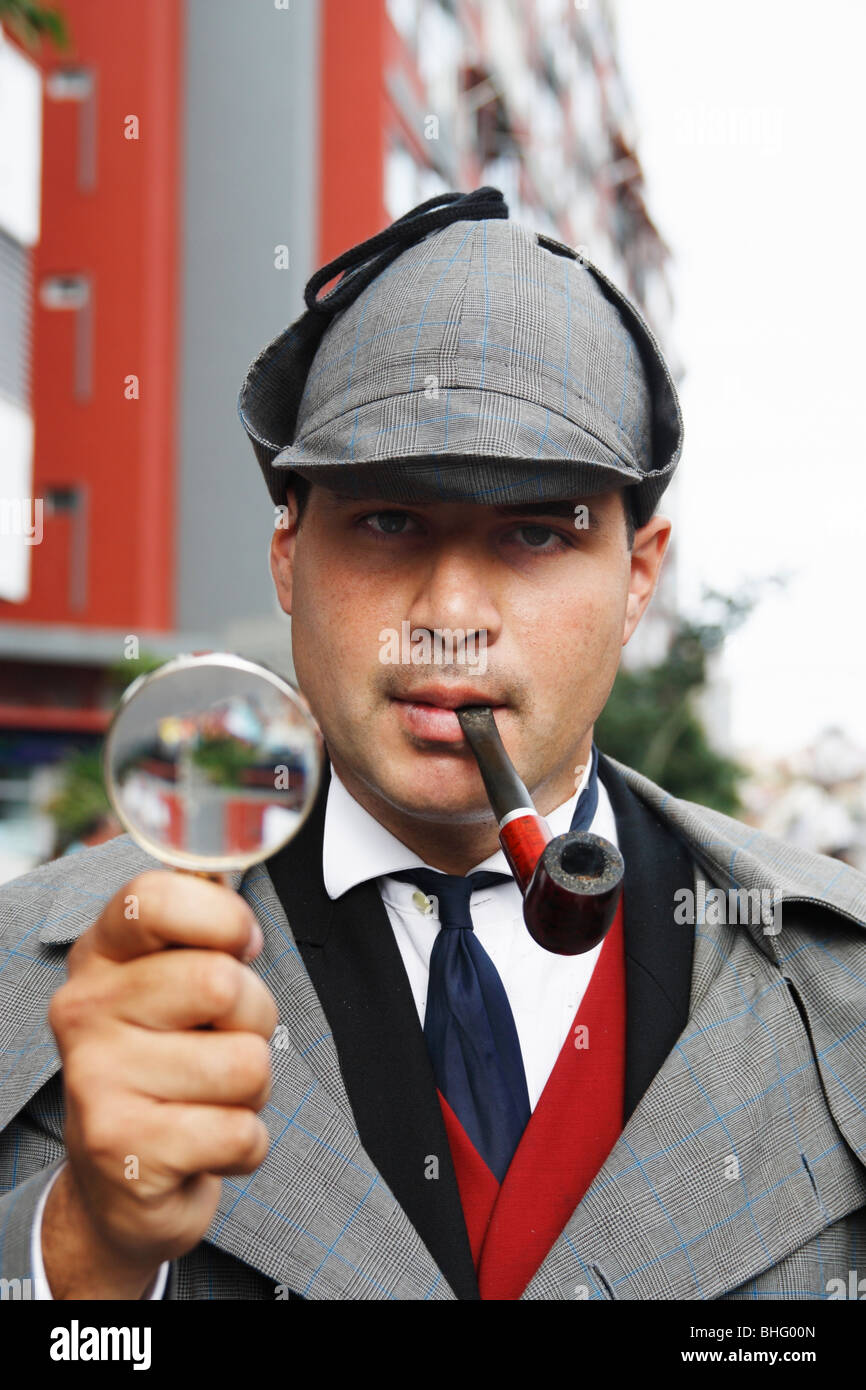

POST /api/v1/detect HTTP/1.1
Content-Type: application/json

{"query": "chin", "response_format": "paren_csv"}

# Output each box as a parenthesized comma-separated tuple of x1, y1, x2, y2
(370, 760, 496, 824)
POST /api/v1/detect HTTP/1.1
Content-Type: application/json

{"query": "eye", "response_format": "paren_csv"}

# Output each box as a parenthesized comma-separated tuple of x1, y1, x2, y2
(507, 523, 570, 553)
(361, 510, 420, 537)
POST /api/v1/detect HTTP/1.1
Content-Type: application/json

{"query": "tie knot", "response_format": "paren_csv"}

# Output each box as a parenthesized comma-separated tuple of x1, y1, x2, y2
(389, 868, 512, 930)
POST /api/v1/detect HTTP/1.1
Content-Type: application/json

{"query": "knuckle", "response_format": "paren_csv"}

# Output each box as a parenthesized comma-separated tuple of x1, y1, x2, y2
(251, 980, 279, 1036)
(263, 990, 280, 1036)
(215, 889, 257, 950)
(48, 982, 90, 1036)
(230, 1113, 269, 1169)
(125, 870, 172, 924)
(255, 1071, 273, 1110)
(64, 934, 89, 973)
(77, 1105, 119, 1165)
(62, 1046, 107, 1111)
(47, 985, 69, 1033)
(227, 1033, 271, 1092)
(228, 892, 255, 932)
(196, 954, 242, 1016)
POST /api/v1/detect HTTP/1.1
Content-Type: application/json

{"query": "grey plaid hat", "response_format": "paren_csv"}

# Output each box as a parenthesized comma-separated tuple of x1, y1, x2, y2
(238, 187, 683, 527)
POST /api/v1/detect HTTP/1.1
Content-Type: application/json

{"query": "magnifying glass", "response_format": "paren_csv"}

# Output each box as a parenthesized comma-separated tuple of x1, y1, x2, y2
(102, 652, 323, 882)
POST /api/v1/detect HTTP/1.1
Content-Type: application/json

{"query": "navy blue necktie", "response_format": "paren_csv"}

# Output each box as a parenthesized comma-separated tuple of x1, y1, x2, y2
(390, 744, 600, 1183)
(390, 865, 524, 1181)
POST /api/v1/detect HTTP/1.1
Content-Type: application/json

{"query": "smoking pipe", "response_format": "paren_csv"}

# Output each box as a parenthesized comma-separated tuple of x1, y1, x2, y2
(456, 706, 624, 956)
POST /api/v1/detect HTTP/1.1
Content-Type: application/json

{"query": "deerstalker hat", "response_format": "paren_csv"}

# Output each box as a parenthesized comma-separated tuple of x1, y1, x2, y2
(237, 186, 683, 528)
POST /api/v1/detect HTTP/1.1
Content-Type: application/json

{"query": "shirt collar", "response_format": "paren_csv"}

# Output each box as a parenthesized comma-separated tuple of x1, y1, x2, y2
(322, 759, 595, 900)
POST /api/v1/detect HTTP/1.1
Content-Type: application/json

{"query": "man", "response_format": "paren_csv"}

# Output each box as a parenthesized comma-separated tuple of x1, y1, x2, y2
(1, 188, 864, 1301)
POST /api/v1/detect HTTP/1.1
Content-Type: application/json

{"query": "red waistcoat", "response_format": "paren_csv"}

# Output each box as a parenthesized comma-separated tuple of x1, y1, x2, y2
(438, 895, 626, 1300)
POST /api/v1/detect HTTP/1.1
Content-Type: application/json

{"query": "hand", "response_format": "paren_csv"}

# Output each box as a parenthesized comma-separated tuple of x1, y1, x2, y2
(43, 870, 277, 1298)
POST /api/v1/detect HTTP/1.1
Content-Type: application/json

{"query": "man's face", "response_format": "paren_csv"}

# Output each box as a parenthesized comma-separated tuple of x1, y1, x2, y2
(270, 485, 670, 832)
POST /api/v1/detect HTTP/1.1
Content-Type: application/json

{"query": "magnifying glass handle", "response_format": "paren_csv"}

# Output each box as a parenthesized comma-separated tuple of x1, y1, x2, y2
(173, 867, 233, 887)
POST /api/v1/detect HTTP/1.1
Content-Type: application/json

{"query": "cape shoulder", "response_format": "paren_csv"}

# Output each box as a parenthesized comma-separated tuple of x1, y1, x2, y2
(0, 834, 248, 955)
(607, 755, 866, 930)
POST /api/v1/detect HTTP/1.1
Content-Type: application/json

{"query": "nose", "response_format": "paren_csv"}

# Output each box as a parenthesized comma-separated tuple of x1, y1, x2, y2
(405, 539, 502, 654)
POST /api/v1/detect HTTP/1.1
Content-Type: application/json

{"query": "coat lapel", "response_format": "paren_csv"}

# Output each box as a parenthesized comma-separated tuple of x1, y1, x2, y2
(522, 758, 866, 1300)
(263, 756, 479, 1298)
(613, 755, 866, 1180)
(199, 764, 457, 1299)
(202, 852, 454, 1299)
(597, 753, 694, 1124)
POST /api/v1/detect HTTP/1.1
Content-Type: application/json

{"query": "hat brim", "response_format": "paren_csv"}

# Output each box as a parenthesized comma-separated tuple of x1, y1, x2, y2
(266, 384, 665, 515)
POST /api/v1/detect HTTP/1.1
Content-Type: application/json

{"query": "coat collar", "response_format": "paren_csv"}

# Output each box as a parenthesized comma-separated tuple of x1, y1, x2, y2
(607, 756, 866, 950)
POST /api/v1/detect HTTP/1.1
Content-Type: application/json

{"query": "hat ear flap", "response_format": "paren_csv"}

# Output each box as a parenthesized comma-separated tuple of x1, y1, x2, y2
(535, 232, 684, 526)
(582, 266, 683, 526)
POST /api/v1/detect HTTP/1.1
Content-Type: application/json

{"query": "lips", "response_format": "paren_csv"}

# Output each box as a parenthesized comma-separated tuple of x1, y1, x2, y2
(392, 686, 504, 710)
(391, 688, 507, 743)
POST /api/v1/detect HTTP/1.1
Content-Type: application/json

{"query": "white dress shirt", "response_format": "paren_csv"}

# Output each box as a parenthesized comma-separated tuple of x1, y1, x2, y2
(323, 757, 619, 1110)
(32, 755, 617, 1297)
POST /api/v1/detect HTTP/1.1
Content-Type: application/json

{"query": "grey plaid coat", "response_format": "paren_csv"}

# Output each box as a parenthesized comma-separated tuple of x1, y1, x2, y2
(1, 757, 864, 1300)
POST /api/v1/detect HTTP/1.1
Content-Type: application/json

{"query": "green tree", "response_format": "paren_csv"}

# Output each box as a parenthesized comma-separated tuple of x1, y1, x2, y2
(45, 651, 168, 852)
(0, 0, 69, 51)
(106, 652, 168, 696)
(596, 584, 779, 815)
(46, 745, 111, 852)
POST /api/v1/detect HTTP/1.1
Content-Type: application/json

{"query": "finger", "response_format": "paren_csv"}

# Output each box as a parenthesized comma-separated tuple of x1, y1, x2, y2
(109, 950, 278, 1036)
(73, 871, 261, 967)
(115, 1029, 271, 1109)
(129, 1104, 272, 1182)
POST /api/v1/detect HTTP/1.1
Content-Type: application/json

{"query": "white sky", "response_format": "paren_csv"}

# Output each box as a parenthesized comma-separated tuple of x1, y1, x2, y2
(613, 0, 865, 759)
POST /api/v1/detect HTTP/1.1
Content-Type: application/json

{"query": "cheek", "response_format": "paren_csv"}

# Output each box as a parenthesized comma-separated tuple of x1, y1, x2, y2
(287, 552, 342, 706)
(293, 533, 376, 640)
(510, 570, 625, 671)
(290, 545, 389, 699)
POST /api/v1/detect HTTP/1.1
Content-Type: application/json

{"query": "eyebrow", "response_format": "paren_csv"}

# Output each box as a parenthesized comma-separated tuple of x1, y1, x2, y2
(329, 492, 599, 529)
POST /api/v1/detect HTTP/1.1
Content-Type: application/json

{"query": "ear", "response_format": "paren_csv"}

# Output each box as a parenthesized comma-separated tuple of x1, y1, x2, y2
(269, 487, 301, 617)
(622, 515, 672, 647)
